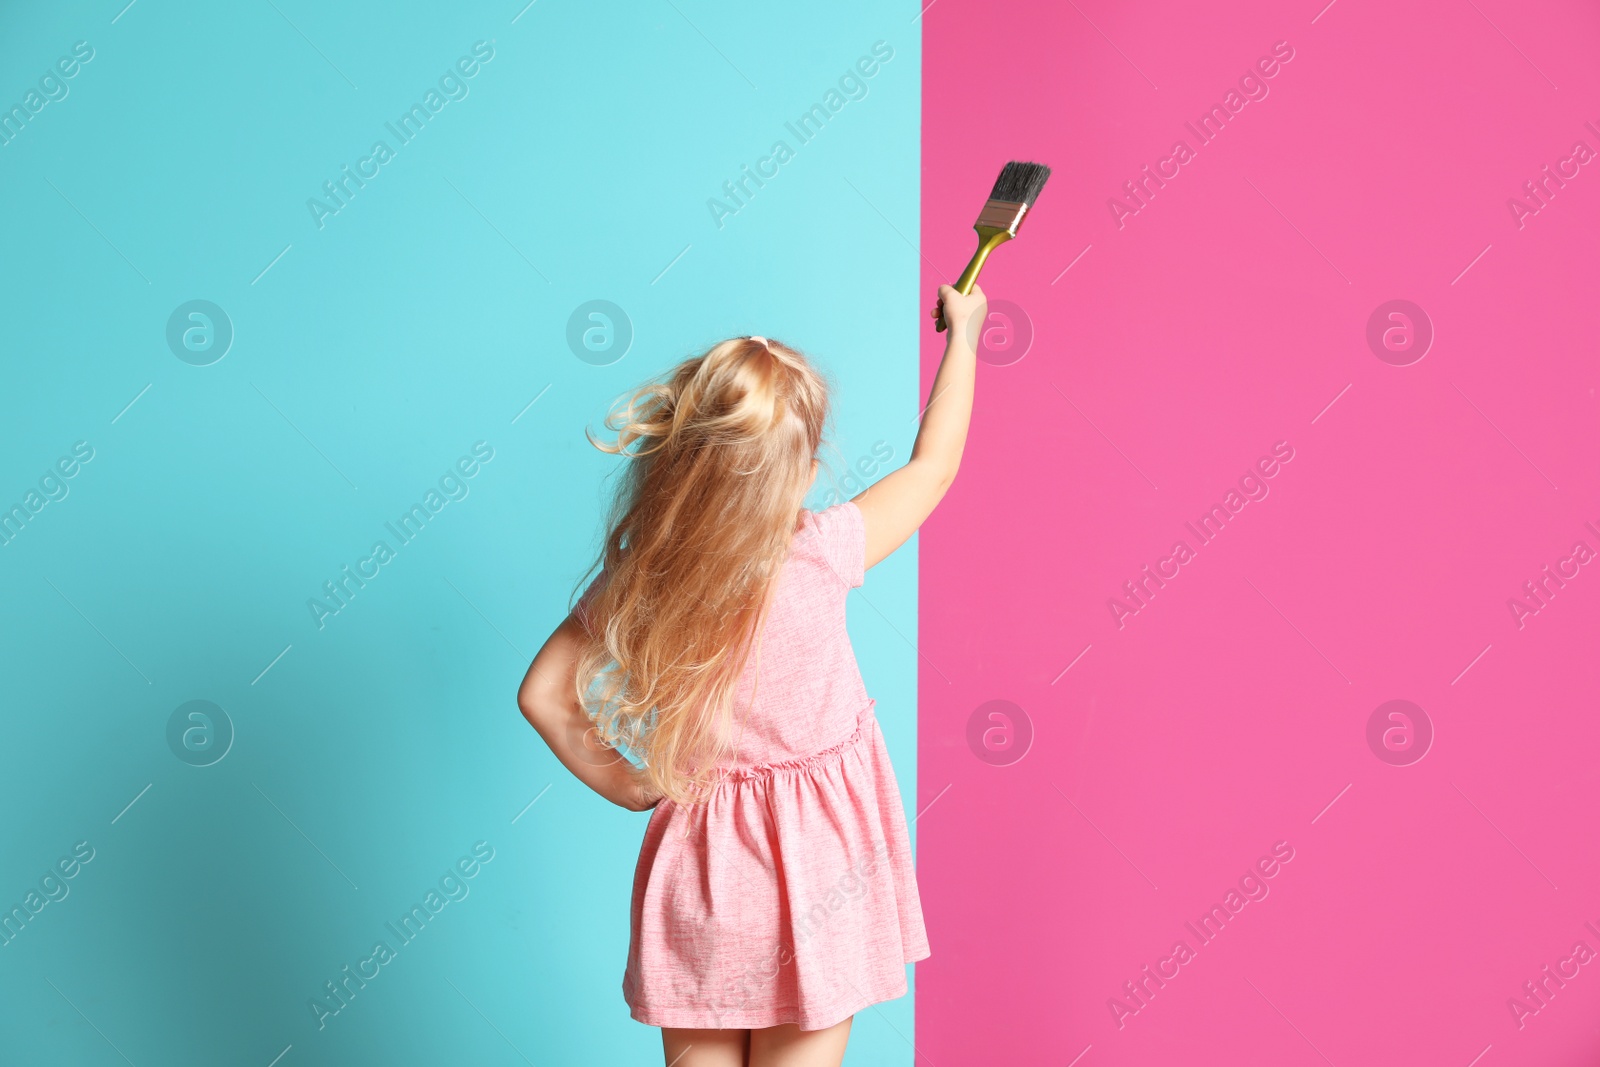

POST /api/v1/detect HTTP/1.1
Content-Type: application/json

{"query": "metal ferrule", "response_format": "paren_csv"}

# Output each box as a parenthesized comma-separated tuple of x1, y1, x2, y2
(973, 199, 1029, 235)
(930, 199, 1035, 330)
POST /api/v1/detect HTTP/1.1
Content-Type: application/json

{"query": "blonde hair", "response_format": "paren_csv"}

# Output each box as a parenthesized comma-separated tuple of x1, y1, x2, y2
(573, 336, 831, 805)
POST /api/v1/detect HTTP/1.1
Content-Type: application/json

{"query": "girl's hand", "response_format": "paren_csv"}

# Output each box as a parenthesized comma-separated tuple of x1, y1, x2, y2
(934, 283, 988, 338)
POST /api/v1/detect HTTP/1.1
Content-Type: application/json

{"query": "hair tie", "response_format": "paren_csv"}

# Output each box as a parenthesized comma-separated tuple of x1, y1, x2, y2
(747, 335, 770, 349)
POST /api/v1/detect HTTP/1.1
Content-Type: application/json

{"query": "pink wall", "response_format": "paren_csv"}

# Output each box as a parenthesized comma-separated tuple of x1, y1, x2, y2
(917, 2, 1600, 1063)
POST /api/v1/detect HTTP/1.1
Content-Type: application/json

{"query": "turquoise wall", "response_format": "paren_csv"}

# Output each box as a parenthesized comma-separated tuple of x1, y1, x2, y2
(0, 2, 922, 1063)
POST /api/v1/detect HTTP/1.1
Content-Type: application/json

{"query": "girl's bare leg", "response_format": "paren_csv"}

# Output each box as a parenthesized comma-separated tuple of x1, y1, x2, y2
(748, 1016, 852, 1067)
(662, 1026, 750, 1066)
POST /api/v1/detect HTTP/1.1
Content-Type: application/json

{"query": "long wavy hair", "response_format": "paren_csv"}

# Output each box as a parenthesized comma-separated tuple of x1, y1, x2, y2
(572, 336, 831, 805)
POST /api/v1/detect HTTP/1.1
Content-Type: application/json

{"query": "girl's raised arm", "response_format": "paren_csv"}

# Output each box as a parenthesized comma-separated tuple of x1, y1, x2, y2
(852, 283, 986, 571)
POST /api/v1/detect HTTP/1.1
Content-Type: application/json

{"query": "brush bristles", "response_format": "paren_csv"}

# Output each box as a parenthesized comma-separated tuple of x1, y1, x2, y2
(989, 161, 1052, 207)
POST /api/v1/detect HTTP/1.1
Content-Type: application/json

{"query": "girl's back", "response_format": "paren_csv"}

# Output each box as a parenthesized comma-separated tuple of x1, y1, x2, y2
(712, 501, 873, 773)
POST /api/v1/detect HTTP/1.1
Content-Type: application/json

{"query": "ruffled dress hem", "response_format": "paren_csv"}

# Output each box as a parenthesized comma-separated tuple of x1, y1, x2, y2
(626, 949, 929, 1032)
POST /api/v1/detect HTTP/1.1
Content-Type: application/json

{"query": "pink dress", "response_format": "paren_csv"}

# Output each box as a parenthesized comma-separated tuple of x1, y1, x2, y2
(576, 500, 929, 1031)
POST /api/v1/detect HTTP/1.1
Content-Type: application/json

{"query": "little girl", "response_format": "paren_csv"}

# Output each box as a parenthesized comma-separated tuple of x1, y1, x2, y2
(518, 284, 987, 1067)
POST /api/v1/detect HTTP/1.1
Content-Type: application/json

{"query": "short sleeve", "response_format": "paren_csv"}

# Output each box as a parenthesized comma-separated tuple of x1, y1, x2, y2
(812, 500, 866, 589)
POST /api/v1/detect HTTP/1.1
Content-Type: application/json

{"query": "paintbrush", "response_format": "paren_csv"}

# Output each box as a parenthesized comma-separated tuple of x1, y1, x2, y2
(932, 161, 1052, 332)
